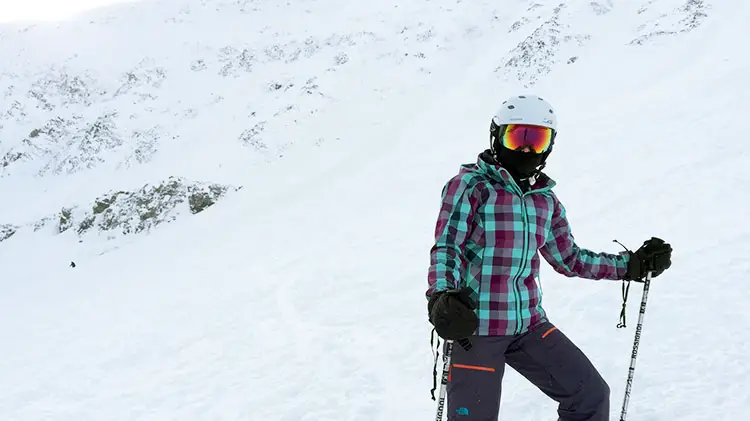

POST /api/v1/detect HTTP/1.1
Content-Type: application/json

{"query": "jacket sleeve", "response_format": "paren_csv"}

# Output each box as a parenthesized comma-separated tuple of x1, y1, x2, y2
(427, 176, 480, 297)
(540, 194, 629, 280)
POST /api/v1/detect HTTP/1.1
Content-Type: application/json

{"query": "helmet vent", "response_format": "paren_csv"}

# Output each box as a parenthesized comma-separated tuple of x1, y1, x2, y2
(507, 105, 515, 109)
(518, 95, 526, 98)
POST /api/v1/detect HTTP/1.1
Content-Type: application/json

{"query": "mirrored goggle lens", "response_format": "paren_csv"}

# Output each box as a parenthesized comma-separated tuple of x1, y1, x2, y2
(501, 124, 553, 153)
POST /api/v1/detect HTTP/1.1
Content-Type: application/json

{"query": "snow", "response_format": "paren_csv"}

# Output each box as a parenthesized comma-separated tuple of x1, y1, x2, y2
(1, 0, 749, 420)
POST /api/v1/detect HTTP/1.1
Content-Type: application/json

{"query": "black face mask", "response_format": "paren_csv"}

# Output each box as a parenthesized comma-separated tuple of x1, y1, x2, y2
(495, 146, 545, 179)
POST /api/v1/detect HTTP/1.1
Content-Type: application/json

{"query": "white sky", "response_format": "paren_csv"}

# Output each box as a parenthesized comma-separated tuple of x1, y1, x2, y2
(0, 0, 136, 23)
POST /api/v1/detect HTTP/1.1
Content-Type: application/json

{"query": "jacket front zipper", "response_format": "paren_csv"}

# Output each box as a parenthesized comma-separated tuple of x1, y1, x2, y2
(511, 191, 531, 335)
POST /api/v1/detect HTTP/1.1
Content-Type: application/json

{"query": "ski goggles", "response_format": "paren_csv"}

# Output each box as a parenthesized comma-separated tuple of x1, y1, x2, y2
(501, 124, 553, 154)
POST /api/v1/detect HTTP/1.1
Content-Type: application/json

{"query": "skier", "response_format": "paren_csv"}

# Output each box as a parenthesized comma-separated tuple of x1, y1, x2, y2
(426, 94, 672, 421)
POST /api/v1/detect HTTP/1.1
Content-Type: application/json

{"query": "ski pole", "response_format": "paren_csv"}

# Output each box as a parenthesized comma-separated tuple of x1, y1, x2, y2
(435, 339, 454, 421)
(619, 271, 653, 421)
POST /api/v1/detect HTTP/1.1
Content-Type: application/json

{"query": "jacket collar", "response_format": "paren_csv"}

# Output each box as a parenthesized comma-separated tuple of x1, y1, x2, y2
(474, 150, 556, 193)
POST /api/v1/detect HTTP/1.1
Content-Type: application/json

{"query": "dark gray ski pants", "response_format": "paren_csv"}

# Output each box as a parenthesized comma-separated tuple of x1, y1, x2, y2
(446, 321, 610, 421)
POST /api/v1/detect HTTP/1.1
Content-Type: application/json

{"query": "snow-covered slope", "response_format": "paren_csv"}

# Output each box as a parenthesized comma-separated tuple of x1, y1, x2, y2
(1, 0, 524, 243)
(1, 0, 749, 420)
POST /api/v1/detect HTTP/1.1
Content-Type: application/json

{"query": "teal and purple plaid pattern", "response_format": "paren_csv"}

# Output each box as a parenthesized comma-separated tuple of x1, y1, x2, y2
(427, 154, 629, 336)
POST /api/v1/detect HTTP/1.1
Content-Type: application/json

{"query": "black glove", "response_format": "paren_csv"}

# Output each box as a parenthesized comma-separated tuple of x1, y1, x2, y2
(624, 237, 672, 281)
(428, 287, 479, 340)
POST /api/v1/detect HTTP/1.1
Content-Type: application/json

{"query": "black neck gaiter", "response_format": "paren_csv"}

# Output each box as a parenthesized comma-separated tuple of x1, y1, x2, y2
(495, 147, 545, 180)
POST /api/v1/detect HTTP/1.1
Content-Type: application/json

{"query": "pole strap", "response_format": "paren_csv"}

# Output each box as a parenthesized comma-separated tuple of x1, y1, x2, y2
(430, 328, 440, 400)
(617, 280, 631, 328)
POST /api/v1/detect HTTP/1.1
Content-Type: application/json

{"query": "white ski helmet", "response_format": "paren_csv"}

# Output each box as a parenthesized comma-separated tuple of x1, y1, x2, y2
(490, 94, 558, 159)
(491, 94, 557, 130)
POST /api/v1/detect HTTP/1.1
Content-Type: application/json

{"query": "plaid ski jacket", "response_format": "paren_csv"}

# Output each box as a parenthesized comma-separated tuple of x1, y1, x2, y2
(427, 152, 630, 336)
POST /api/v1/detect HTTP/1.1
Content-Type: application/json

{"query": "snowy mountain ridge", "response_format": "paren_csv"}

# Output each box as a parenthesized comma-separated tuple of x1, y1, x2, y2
(1, 1, 716, 246)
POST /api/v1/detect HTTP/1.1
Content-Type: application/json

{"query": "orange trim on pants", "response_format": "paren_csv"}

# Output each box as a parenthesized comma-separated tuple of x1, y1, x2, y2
(542, 327, 558, 338)
(452, 363, 496, 372)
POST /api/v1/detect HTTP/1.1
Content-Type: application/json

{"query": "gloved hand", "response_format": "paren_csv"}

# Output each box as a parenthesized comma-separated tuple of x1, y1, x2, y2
(624, 237, 673, 281)
(428, 287, 479, 340)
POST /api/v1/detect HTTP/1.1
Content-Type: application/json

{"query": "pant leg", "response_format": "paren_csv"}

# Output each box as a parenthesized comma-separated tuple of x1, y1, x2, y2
(446, 336, 511, 421)
(504, 322, 610, 421)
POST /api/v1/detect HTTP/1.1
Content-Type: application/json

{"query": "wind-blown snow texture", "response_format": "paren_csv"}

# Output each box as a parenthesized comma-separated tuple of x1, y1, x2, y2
(1, 0, 749, 420)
